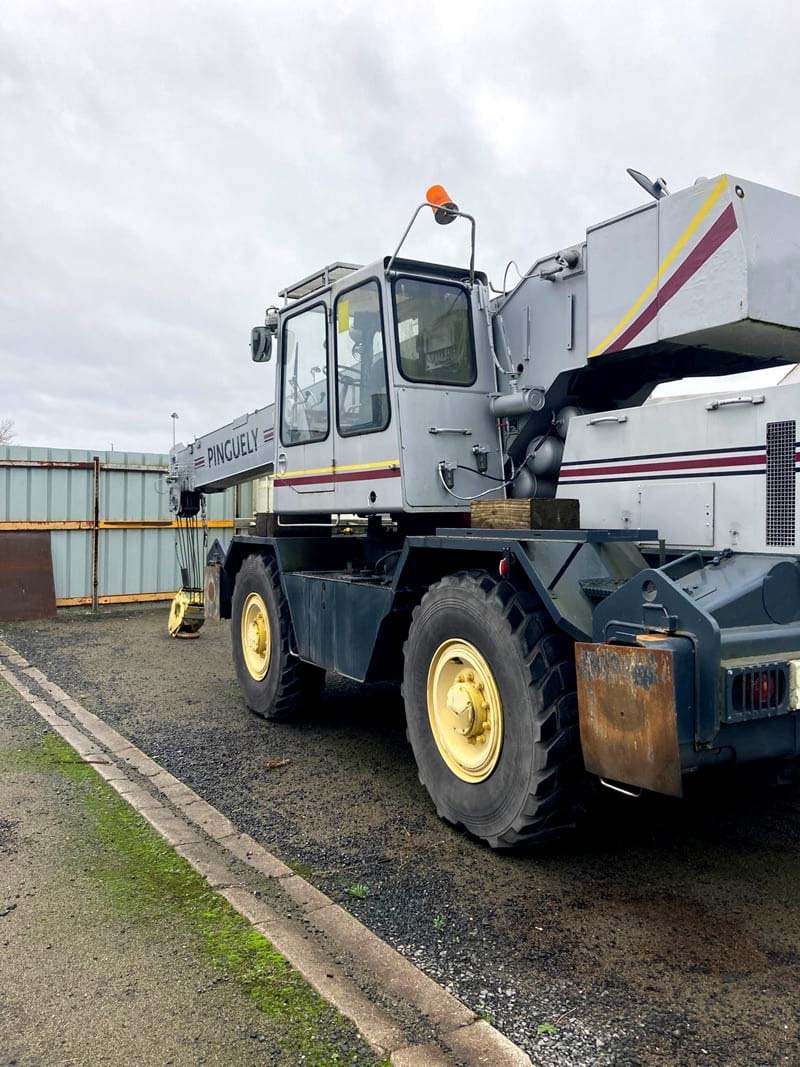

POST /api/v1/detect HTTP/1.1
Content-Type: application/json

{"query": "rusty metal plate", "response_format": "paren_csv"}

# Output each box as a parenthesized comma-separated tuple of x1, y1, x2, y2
(0, 532, 56, 621)
(204, 564, 221, 621)
(576, 642, 682, 797)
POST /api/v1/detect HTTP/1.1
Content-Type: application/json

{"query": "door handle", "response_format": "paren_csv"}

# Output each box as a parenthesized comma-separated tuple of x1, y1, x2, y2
(587, 414, 628, 426)
(277, 451, 288, 474)
(705, 395, 765, 411)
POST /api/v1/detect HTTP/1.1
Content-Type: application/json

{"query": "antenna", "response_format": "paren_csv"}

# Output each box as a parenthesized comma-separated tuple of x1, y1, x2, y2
(626, 168, 669, 201)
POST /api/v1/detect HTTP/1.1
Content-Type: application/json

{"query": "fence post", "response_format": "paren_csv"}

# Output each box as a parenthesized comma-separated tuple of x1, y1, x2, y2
(91, 456, 100, 611)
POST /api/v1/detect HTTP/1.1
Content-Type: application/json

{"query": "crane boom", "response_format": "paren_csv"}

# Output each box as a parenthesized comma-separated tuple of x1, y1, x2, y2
(168, 403, 274, 514)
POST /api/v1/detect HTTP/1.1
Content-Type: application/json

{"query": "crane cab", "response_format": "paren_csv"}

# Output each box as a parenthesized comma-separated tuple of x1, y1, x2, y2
(272, 258, 503, 518)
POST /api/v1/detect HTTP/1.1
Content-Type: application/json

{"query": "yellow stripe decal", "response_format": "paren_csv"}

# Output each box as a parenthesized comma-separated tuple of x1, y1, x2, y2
(588, 175, 729, 358)
(0, 519, 235, 532)
(276, 459, 400, 479)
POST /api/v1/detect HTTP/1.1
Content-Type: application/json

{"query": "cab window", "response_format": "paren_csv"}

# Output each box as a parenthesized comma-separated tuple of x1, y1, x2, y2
(392, 277, 476, 386)
(335, 281, 390, 436)
(280, 303, 329, 446)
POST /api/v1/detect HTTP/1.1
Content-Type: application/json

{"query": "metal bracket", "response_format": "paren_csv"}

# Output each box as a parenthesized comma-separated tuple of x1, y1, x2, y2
(641, 602, 679, 632)
(386, 202, 477, 287)
(599, 778, 643, 798)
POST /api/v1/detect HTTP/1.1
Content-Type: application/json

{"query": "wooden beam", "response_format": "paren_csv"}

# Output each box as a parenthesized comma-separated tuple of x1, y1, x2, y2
(470, 498, 581, 531)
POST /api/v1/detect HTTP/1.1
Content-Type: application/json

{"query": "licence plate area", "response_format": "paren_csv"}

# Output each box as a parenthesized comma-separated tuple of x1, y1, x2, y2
(576, 642, 683, 797)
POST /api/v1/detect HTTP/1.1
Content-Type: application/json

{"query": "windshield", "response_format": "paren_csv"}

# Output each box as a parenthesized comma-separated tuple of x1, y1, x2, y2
(393, 277, 476, 386)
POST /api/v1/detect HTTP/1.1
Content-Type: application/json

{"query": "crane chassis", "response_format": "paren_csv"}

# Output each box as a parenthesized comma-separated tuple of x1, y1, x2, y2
(168, 173, 800, 847)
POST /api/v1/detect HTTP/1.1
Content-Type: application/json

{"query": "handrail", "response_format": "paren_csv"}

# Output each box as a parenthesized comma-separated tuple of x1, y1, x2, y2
(385, 202, 477, 287)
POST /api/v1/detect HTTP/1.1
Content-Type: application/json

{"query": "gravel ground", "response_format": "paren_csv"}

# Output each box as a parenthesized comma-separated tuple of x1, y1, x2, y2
(5, 605, 800, 1066)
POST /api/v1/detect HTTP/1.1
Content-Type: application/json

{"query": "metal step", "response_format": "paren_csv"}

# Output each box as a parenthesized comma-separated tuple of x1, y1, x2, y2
(579, 576, 630, 602)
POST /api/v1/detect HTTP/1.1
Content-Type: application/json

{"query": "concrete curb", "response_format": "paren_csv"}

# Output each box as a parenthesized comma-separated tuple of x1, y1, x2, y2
(0, 639, 533, 1066)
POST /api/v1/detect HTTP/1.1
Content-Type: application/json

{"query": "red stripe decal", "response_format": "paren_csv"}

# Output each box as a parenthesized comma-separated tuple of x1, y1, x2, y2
(604, 203, 739, 355)
(560, 451, 766, 479)
(276, 467, 401, 488)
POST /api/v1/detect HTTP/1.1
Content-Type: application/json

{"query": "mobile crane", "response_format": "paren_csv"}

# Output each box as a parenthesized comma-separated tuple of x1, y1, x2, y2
(168, 172, 800, 847)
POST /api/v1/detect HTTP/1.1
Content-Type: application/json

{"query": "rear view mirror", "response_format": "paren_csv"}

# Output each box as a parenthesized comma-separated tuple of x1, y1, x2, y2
(251, 326, 272, 363)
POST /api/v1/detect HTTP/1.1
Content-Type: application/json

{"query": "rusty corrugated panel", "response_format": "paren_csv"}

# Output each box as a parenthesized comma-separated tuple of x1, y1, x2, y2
(0, 446, 242, 604)
(0, 532, 56, 621)
(576, 642, 682, 797)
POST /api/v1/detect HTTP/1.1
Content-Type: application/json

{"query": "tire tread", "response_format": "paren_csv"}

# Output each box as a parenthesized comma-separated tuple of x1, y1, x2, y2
(234, 554, 323, 721)
(403, 569, 582, 849)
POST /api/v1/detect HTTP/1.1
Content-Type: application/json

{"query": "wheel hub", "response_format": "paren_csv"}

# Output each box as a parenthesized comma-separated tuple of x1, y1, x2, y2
(427, 640, 503, 782)
(241, 592, 271, 681)
(248, 615, 267, 655)
(445, 678, 490, 741)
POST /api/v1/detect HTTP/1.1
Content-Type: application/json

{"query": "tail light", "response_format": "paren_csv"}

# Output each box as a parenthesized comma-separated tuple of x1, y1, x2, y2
(726, 663, 789, 721)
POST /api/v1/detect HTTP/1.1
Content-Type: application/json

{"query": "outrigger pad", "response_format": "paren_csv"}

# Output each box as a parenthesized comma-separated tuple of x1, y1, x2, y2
(575, 641, 683, 797)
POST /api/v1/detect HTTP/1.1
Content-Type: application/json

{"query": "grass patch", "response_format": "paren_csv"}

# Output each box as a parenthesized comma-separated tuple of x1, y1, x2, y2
(288, 859, 319, 881)
(2, 730, 384, 1066)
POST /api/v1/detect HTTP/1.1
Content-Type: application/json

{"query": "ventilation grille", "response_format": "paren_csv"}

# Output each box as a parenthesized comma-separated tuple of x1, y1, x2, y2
(724, 663, 789, 723)
(766, 420, 796, 547)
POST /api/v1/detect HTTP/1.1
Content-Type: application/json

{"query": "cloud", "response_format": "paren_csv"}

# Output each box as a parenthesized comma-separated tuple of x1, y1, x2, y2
(1, 0, 798, 452)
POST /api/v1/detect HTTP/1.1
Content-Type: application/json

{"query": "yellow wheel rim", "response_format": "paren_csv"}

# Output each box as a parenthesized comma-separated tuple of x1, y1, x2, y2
(427, 639, 503, 783)
(241, 592, 271, 680)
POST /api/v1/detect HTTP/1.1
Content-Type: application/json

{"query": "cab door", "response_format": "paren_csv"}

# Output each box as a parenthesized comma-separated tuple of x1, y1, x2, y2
(330, 276, 402, 513)
(274, 298, 334, 504)
(391, 274, 503, 508)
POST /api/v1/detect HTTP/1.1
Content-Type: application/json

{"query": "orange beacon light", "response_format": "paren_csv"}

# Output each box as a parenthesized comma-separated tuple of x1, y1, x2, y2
(426, 185, 459, 225)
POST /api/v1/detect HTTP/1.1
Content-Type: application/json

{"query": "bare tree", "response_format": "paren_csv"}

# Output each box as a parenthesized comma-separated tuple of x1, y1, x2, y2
(0, 418, 15, 445)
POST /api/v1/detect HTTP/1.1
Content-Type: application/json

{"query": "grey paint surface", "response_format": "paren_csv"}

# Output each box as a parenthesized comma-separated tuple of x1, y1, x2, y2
(559, 382, 800, 555)
(171, 404, 275, 493)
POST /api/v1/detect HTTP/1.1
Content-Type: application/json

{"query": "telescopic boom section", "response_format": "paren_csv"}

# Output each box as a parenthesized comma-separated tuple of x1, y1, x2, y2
(166, 403, 275, 637)
(167, 403, 275, 516)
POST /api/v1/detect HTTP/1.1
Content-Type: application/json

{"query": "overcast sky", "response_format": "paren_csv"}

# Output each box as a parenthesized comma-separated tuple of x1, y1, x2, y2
(1, 0, 798, 454)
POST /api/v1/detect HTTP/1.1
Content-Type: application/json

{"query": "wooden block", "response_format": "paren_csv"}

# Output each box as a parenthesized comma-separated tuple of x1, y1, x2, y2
(470, 499, 534, 530)
(530, 498, 580, 531)
(470, 498, 580, 531)
(254, 512, 274, 537)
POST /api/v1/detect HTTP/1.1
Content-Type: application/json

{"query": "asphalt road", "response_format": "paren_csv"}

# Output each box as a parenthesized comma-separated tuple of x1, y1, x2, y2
(4, 605, 800, 1066)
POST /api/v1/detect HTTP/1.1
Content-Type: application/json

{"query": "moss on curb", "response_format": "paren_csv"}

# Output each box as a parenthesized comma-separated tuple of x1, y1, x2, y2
(1, 729, 389, 1066)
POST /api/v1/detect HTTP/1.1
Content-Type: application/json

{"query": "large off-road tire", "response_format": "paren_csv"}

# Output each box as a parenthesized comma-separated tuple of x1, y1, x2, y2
(231, 554, 324, 720)
(402, 570, 582, 848)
